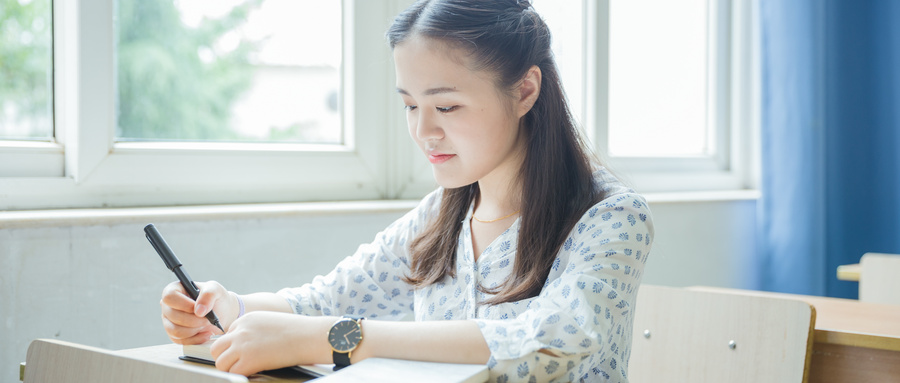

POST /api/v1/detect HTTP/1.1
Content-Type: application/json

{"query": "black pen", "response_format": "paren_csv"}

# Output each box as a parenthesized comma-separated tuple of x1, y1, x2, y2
(145, 223, 225, 333)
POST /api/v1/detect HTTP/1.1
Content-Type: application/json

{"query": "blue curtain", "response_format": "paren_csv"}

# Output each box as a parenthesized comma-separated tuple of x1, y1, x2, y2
(757, 0, 900, 298)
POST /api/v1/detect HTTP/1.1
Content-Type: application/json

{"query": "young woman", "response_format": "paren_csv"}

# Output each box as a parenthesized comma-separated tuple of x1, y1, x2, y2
(160, 0, 653, 381)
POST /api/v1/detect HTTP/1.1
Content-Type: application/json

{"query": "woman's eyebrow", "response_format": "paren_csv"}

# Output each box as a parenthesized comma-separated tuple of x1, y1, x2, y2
(396, 87, 459, 96)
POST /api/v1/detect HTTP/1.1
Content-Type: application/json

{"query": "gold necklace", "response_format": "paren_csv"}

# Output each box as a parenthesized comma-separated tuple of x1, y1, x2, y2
(472, 210, 521, 223)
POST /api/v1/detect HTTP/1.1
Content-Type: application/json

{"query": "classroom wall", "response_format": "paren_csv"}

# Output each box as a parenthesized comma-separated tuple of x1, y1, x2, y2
(0, 198, 756, 382)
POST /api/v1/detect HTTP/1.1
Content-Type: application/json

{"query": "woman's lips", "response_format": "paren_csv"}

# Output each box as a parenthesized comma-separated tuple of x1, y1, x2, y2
(428, 153, 456, 164)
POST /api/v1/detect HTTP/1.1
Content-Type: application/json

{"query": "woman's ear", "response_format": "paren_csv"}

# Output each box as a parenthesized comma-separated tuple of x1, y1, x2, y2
(516, 65, 542, 118)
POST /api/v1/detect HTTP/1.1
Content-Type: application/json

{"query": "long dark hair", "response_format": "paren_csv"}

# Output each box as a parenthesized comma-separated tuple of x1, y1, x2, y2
(388, 0, 604, 304)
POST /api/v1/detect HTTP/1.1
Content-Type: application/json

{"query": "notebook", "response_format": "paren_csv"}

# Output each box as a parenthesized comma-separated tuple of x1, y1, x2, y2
(181, 341, 488, 382)
(181, 340, 334, 378)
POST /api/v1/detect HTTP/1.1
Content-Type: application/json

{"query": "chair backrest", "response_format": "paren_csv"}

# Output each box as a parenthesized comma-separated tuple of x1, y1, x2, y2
(860, 253, 900, 305)
(628, 285, 815, 383)
(24, 339, 247, 383)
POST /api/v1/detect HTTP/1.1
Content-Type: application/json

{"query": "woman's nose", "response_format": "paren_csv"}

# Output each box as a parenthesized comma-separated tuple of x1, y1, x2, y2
(415, 109, 443, 141)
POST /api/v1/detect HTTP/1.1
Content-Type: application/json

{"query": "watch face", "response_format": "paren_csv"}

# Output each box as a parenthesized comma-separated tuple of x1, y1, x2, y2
(328, 319, 362, 353)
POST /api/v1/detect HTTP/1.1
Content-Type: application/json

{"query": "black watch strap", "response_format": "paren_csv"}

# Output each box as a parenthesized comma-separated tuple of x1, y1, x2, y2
(333, 350, 352, 371)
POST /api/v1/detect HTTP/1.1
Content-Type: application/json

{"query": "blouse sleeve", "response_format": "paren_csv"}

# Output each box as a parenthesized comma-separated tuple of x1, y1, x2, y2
(276, 190, 442, 320)
(474, 193, 654, 382)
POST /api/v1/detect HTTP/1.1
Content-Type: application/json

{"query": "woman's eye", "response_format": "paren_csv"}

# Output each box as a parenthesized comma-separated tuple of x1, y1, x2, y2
(436, 106, 458, 113)
(404, 105, 418, 111)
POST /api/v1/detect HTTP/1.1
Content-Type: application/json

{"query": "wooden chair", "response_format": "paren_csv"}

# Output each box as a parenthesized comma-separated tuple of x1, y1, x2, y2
(23, 339, 247, 383)
(859, 253, 900, 305)
(628, 285, 816, 383)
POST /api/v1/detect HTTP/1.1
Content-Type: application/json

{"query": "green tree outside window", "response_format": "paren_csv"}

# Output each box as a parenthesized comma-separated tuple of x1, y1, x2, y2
(116, 0, 262, 141)
(0, 0, 53, 140)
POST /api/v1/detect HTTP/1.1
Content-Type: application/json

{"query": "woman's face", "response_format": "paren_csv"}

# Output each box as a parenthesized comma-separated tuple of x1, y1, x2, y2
(393, 36, 525, 189)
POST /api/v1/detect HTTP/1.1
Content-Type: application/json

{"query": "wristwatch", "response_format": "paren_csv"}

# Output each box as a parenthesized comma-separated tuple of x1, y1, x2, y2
(327, 315, 364, 370)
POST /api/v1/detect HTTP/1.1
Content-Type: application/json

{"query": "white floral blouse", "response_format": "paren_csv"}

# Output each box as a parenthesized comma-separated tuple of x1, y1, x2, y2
(277, 168, 654, 382)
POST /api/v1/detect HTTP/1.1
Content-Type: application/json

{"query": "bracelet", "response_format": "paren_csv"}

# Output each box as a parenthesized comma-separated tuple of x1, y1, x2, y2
(231, 292, 245, 319)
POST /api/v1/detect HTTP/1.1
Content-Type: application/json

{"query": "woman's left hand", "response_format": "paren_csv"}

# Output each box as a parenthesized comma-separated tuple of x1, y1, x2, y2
(210, 312, 328, 376)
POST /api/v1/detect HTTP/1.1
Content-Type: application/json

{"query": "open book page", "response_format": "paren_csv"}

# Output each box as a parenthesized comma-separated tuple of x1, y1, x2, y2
(315, 358, 488, 383)
(181, 340, 335, 378)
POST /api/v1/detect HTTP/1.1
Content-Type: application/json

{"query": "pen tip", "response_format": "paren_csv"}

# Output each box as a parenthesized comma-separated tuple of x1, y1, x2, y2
(216, 323, 225, 333)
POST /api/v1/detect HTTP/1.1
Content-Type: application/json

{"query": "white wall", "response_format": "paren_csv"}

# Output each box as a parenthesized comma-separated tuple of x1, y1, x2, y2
(0, 198, 756, 382)
(642, 198, 759, 288)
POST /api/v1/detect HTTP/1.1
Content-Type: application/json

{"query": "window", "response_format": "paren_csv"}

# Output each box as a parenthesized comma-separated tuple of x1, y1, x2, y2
(1, 0, 758, 210)
(0, 0, 60, 178)
(0, 0, 53, 140)
(1, 0, 405, 210)
(402, 0, 759, 196)
(586, 0, 758, 192)
(116, 0, 342, 144)
(608, 0, 709, 158)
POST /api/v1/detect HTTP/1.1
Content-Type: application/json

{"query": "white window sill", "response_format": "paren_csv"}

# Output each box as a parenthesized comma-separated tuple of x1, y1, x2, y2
(0, 190, 759, 229)
(644, 189, 760, 204)
(0, 200, 419, 229)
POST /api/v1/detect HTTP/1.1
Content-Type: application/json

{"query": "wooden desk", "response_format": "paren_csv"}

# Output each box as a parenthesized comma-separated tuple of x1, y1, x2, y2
(836, 263, 861, 281)
(691, 287, 900, 383)
(20, 342, 313, 382)
(22, 341, 488, 382)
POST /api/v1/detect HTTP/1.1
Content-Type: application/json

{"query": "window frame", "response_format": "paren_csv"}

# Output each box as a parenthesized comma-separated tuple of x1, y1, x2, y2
(397, 0, 761, 198)
(0, 0, 61, 179)
(585, 0, 759, 193)
(0, 0, 758, 211)
(0, 141, 63, 177)
(1, 0, 413, 210)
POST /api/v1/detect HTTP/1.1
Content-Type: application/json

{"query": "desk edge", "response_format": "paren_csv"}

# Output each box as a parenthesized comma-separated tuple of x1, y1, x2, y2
(816, 329, 900, 352)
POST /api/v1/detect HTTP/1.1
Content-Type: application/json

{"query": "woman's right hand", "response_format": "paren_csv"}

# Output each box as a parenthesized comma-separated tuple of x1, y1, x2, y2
(160, 280, 238, 345)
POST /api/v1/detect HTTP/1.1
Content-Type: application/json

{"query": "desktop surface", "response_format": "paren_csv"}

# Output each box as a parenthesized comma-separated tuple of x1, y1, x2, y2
(118, 344, 315, 382)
